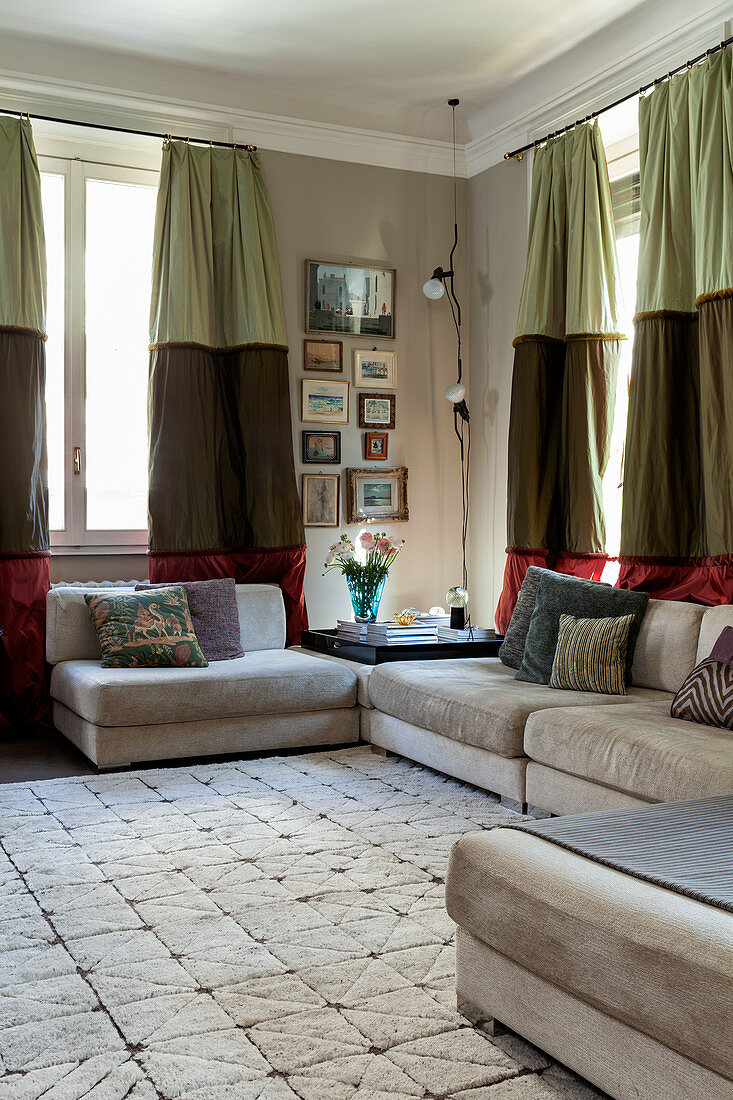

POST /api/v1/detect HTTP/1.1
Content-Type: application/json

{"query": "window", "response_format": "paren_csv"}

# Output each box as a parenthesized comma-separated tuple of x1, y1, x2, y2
(39, 156, 158, 549)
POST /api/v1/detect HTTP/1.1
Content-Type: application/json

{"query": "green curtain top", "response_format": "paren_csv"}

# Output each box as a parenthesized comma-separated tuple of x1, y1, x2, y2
(515, 121, 620, 342)
(0, 117, 46, 336)
(150, 143, 288, 350)
(636, 48, 733, 314)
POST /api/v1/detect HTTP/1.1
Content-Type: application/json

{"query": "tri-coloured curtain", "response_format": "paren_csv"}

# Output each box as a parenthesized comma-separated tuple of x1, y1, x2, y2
(620, 49, 733, 602)
(147, 142, 306, 643)
(496, 122, 622, 632)
(0, 117, 49, 732)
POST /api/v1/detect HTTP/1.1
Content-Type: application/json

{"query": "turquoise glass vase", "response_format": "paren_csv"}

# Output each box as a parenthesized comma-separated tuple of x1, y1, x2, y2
(346, 571, 387, 622)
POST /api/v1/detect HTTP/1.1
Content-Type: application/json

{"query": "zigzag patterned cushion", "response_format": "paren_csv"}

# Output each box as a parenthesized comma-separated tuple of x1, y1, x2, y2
(671, 657, 733, 731)
(549, 611, 634, 695)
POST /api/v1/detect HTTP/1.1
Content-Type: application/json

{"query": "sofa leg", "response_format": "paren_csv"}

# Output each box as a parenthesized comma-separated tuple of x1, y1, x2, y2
(97, 763, 131, 773)
(457, 996, 497, 1035)
(500, 795, 528, 815)
(371, 745, 389, 757)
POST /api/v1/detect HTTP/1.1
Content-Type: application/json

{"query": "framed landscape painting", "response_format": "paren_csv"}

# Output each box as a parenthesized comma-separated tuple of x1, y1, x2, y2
(358, 392, 395, 429)
(303, 339, 343, 372)
(301, 379, 350, 424)
(306, 259, 395, 339)
(302, 430, 341, 464)
(354, 349, 396, 389)
(302, 473, 340, 527)
(345, 467, 408, 523)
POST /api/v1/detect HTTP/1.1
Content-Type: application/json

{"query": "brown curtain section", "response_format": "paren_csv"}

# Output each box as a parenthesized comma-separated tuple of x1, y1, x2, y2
(148, 345, 302, 552)
(619, 51, 733, 602)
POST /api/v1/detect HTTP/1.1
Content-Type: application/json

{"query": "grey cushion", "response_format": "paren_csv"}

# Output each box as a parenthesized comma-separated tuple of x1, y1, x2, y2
(446, 827, 733, 1080)
(498, 566, 551, 669)
(368, 658, 670, 759)
(631, 598, 706, 693)
(50, 649, 357, 727)
(516, 574, 649, 685)
(524, 700, 733, 803)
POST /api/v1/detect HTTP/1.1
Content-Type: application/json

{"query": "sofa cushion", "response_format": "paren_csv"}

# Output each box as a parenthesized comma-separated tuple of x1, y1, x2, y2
(136, 579, 244, 661)
(46, 583, 286, 665)
(697, 604, 733, 665)
(85, 587, 208, 669)
(549, 612, 634, 695)
(368, 659, 670, 759)
(671, 658, 733, 731)
(516, 574, 648, 686)
(50, 649, 357, 727)
(498, 566, 550, 669)
(446, 827, 733, 1080)
(524, 699, 733, 803)
(631, 597, 706, 693)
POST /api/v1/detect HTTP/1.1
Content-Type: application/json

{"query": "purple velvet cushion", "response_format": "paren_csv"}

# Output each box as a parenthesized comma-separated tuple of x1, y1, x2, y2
(135, 578, 243, 661)
(709, 626, 733, 666)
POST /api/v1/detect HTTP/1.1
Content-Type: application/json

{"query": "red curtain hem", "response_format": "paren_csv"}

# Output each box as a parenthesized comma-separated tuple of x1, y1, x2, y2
(617, 555, 733, 605)
(148, 545, 308, 647)
(495, 547, 609, 634)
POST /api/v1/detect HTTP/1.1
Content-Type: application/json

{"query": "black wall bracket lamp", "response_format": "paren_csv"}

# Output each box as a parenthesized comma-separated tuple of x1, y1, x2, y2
(422, 98, 472, 608)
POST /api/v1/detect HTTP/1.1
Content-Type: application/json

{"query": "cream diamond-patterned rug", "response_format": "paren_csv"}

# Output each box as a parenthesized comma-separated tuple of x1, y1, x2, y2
(0, 746, 604, 1099)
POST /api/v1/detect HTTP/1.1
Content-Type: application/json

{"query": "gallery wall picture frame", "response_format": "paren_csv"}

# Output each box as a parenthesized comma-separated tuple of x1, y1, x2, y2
(354, 349, 397, 389)
(364, 431, 388, 461)
(302, 473, 340, 527)
(301, 378, 350, 424)
(345, 467, 408, 524)
(358, 392, 395, 429)
(303, 339, 343, 372)
(302, 430, 341, 464)
(306, 258, 396, 339)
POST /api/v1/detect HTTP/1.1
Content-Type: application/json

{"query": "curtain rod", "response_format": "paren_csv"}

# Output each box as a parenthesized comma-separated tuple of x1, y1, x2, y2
(504, 33, 732, 162)
(0, 105, 256, 151)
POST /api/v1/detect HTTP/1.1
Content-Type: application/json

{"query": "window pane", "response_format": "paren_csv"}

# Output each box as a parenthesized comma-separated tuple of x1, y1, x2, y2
(85, 177, 157, 531)
(40, 172, 65, 531)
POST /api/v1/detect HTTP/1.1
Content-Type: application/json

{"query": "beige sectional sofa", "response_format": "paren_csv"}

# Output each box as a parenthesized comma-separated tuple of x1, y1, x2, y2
(359, 598, 733, 812)
(47, 584, 360, 768)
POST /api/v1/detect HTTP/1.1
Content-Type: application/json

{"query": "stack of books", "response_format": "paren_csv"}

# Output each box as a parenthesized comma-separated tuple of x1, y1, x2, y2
(365, 622, 438, 645)
(413, 613, 450, 628)
(336, 620, 368, 641)
(436, 625, 495, 642)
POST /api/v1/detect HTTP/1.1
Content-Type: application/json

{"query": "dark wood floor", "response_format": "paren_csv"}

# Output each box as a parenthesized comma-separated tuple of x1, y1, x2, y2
(0, 732, 95, 784)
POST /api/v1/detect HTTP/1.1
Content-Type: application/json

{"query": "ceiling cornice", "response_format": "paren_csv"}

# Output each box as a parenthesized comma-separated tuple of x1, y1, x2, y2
(0, 70, 469, 178)
(465, 0, 733, 177)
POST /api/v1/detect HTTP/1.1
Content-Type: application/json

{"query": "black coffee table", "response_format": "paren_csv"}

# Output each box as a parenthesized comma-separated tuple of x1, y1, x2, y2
(300, 627, 502, 666)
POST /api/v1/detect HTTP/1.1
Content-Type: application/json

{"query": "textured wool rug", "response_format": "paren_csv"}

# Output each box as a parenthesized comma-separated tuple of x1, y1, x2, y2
(0, 746, 604, 1100)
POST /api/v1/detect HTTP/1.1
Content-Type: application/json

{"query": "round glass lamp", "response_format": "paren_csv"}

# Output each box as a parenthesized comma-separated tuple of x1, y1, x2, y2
(446, 586, 468, 630)
(444, 382, 466, 403)
(422, 277, 445, 300)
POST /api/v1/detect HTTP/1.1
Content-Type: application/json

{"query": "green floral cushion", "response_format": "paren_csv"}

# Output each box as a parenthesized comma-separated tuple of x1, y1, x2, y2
(85, 587, 208, 669)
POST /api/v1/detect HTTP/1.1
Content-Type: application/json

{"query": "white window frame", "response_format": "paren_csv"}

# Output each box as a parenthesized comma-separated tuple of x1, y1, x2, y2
(39, 149, 159, 553)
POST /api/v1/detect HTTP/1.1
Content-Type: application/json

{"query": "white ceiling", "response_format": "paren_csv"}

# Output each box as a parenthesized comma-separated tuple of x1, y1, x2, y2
(0, 0, 653, 142)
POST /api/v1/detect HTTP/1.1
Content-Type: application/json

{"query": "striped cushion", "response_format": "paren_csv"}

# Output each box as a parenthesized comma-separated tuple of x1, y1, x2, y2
(671, 657, 733, 730)
(549, 612, 634, 695)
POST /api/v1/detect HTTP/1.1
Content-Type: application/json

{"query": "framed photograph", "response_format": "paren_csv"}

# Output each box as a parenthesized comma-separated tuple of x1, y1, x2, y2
(302, 473, 340, 527)
(302, 430, 341, 464)
(301, 379, 350, 424)
(306, 259, 395, 339)
(354, 349, 396, 389)
(364, 431, 388, 461)
(345, 467, 408, 523)
(358, 392, 395, 429)
(303, 338, 343, 372)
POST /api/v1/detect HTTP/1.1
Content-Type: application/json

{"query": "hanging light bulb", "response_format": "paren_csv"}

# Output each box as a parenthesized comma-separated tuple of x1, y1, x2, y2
(422, 277, 445, 300)
(444, 381, 465, 403)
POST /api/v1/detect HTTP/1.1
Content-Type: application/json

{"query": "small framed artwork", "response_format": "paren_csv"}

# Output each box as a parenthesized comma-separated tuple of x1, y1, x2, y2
(306, 259, 395, 339)
(302, 430, 341, 464)
(354, 349, 396, 389)
(302, 473, 340, 527)
(345, 467, 408, 523)
(303, 338, 343, 372)
(301, 379, 350, 424)
(358, 392, 395, 429)
(364, 431, 388, 460)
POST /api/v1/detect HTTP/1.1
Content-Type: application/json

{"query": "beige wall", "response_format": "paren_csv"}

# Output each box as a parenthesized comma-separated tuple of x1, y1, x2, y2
(466, 158, 528, 628)
(52, 149, 469, 629)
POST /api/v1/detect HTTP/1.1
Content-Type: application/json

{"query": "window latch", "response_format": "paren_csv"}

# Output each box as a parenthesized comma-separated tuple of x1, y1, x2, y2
(73, 446, 82, 475)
